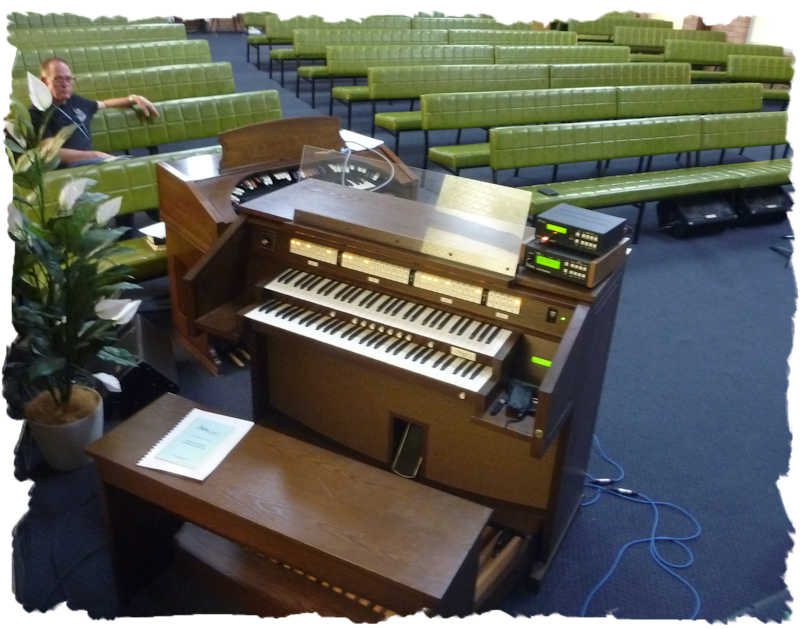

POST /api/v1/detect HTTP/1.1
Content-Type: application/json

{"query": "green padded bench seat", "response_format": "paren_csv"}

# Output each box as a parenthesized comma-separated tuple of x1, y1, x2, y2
(691, 70, 729, 81)
(447, 29, 578, 45)
(727, 54, 794, 83)
(12, 62, 236, 107)
(411, 17, 500, 29)
(630, 53, 665, 62)
(91, 90, 282, 154)
(41, 145, 223, 279)
(763, 89, 791, 101)
(612, 26, 726, 53)
(493, 45, 630, 64)
(9, 23, 186, 48)
(331, 85, 370, 102)
(568, 17, 673, 41)
(422, 83, 764, 173)
(523, 158, 792, 240)
(373, 111, 424, 132)
(428, 143, 491, 171)
(297, 65, 332, 78)
(12, 40, 212, 78)
(664, 40, 785, 66)
(270, 48, 299, 60)
(368, 63, 550, 144)
(549, 62, 691, 88)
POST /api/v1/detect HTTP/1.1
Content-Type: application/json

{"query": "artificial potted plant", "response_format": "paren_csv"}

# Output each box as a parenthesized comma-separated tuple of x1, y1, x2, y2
(4, 73, 141, 471)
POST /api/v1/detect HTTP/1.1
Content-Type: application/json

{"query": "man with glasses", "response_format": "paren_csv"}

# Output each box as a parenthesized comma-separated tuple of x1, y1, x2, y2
(30, 57, 160, 167)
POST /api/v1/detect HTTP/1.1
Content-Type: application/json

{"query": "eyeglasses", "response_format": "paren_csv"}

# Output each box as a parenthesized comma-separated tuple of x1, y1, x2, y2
(50, 76, 74, 85)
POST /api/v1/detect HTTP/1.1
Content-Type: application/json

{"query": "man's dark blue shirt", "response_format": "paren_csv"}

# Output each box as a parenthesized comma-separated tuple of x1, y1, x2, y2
(29, 94, 98, 151)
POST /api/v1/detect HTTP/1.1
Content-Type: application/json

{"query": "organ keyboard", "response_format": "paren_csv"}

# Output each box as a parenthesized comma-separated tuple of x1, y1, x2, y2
(157, 118, 627, 618)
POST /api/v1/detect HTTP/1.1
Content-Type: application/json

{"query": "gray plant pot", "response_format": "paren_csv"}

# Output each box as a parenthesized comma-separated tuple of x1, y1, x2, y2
(26, 388, 104, 471)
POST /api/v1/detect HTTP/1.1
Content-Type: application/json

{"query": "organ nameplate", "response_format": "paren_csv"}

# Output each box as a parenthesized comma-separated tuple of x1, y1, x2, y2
(450, 347, 477, 361)
(341, 252, 411, 284)
(413, 272, 483, 304)
(289, 238, 338, 265)
(486, 291, 522, 315)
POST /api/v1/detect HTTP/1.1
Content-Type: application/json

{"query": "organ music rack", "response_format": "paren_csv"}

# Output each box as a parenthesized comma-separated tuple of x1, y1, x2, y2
(157, 118, 626, 618)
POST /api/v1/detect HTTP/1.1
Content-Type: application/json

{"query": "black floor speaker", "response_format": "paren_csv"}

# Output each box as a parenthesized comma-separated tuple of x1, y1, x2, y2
(107, 314, 180, 421)
(733, 186, 792, 225)
(657, 193, 738, 238)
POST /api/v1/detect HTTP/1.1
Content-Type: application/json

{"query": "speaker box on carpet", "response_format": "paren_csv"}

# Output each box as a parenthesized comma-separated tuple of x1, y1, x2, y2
(657, 193, 738, 238)
(733, 186, 791, 225)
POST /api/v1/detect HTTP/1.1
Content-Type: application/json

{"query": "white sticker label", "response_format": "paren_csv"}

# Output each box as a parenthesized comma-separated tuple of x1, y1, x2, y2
(495, 312, 509, 320)
(307, 259, 319, 267)
(368, 276, 380, 284)
(440, 296, 453, 304)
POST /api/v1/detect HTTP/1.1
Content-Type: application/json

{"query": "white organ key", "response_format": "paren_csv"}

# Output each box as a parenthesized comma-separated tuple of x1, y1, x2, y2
(265, 270, 512, 358)
(245, 300, 493, 393)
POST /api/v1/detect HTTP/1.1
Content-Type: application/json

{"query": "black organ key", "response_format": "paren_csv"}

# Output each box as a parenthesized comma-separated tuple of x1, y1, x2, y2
(346, 286, 366, 302)
(328, 320, 347, 334)
(421, 309, 438, 326)
(276, 269, 297, 283)
(448, 316, 463, 333)
(297, 310, 319, 325)
(470, 323, 488, 341)
(468, 363, 485, 379)
(272, 303, 295, 317)
(404, 344, 420, 359)
(429, 310, 447, 327)
(456, 318, 472, 335)
(360, 330, 380, 345)
(410, 346, 427, 361)
(391, 300, 408, 316)
(286, 308, 306, 321)
(346, 326, 365, 340)
(486, 326, 501, 344)
(316, 316, 334, 330)
(322, 281, 340, 296)
(372, 336, 391, 350)
(298, 274, 318, 289)
(404, 304, 423, 320)
(291, 272, 309, 286)
(477, 324, 493, 342)
(437, 314, 454, 330)
(409, 305, 427, 322)
(432, 353, 448, 368)
(358, 291, 375, 306)
(420, 349, 437, 364)
(305, 276, 325, 291)
(380, 297, 399, 314)
(452, 360, 469, 376)
(385, 338, 404, 353)
(304, 312, 325, 326)
(440, 355, 457, 370)
(314, 279, 334, 293)
(258, 298, 280, 312)
(392, 341, 410, 355)
(334, 284, 351, 299)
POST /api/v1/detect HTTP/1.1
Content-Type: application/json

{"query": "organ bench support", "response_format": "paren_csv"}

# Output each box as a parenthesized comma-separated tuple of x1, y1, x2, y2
(157, 118, 626, 617)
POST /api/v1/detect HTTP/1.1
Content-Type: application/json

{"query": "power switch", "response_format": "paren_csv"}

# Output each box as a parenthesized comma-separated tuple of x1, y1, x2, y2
(546, 308, 558, 323)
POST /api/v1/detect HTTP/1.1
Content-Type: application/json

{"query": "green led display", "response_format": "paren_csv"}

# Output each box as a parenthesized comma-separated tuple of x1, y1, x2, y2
(535, 254, 561, 270)
(546, 223, 567, 234)
(531, 356, 552, 367)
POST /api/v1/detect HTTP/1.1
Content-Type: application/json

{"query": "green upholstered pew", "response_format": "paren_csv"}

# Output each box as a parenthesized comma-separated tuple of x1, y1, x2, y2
(493, 45, 629, 64)
(291, 29, 449, 98)
(367, 64, 550, 141)
(8, 23, 186, 48)
(411, 16, 501, 29)
(487, 111, 790, 240)
(328, 45, 495, 125)
(612, 26, 726, 53)
(12, 39, 212, 78)
(90, 91, 282, 154)
(447, 29, 577, 45)
(423, 83, 763, 173)
(663, 40, 785, 67)
(12, 63, 236, 107)
(567, 17, 673, 41)
(548, 62, 690, 88)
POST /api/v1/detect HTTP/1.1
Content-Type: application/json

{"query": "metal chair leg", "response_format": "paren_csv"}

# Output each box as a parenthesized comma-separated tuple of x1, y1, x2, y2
(718, 148, 726, 164)
(783, 144, 790, 158)
(347, 102, 352, 129)
(552, 164, 559, 181)
(633, 202, 645, 243)
(456, 129, 462, 144)
(371, 101, 377, 137)
(311, 79, 316, 109)
(423, 131, 429, 169)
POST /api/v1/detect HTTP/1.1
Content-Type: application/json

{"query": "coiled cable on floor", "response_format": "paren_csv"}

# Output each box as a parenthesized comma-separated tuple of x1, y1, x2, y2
(580, 436, 702, 619)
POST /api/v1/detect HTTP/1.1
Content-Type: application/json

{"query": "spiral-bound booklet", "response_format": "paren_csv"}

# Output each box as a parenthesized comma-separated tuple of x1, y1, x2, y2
(137, 408, 253, 481)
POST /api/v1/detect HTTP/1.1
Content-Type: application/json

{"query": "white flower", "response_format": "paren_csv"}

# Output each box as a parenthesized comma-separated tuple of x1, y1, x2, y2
(95, 299, 141, 326)
(7, 204, 25, 234)
(27, 72, 52, 111)
(96, 196, 122, 225)
(5, 120, 26, 148)
(58, 177, 95, 212)
(93, 372, 122, 393)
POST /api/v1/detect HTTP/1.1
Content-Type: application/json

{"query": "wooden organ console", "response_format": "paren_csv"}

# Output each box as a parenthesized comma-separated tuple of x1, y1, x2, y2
(157, 118, 626, 619)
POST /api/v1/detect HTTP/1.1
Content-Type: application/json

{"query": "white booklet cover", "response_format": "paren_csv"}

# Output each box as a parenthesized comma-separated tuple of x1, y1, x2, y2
(137, 408, 254, 481)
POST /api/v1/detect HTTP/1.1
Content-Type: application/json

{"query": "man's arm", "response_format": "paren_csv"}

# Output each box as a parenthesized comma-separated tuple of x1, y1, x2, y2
(99, 94, 159, 117)
(58, 147, 113, 165)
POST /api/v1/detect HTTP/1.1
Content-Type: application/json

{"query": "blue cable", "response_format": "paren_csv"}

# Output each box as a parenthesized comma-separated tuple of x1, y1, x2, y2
(580, 438, 703, 619)
(582, 434, 625, 506)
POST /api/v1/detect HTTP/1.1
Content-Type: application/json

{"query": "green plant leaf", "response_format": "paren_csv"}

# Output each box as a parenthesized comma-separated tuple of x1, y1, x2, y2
(97, 345, 140, 367)
(28, 356, 66, 380)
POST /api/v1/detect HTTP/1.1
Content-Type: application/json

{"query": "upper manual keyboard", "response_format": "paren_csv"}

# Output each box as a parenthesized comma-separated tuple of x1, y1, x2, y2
(264, 269, 513, 358)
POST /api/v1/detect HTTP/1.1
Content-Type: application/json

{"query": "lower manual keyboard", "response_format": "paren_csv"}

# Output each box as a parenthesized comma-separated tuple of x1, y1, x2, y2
(245, 299, 494, 393)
